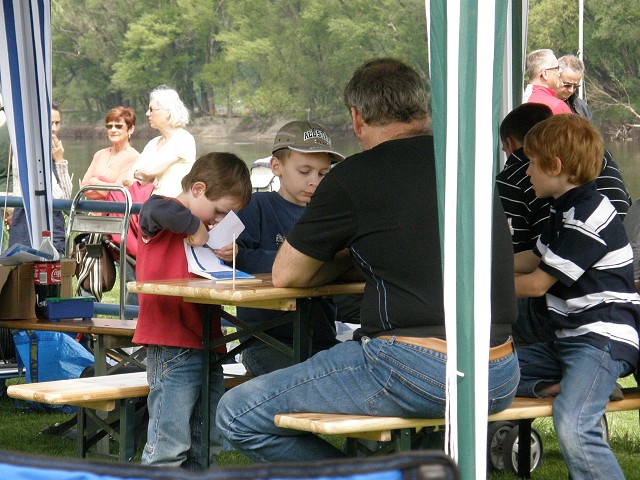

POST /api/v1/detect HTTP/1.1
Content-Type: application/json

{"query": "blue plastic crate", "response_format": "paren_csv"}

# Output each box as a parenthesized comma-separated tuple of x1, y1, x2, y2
(46, 297, 94, 321)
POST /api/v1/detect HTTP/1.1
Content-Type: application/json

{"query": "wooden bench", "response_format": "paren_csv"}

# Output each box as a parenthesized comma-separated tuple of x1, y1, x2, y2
(7, 363, 253, 462)
(275, 388, 640, 478)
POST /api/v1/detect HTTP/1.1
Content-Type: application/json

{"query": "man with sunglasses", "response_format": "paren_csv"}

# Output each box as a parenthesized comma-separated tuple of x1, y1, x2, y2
(555, 55, 593, 122)
(525, 48, 572, 115)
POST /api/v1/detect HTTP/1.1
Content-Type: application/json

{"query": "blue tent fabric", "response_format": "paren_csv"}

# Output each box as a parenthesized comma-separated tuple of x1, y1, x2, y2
(0, 0, 54, 248)
(0, 450, 458, 480)
(12, 329, 94, 413)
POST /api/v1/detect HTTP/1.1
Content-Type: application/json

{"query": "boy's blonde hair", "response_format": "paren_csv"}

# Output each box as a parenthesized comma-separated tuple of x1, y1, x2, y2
(181, 152, 252, 208)
(524, 114, 603, 185)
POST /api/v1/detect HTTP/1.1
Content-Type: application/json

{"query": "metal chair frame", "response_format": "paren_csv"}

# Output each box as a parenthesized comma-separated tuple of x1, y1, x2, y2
(65, 186, 132, 319)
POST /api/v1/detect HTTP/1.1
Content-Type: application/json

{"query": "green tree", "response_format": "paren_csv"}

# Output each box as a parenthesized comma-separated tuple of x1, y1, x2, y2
(527, 0, 640, 129)
(52, 0, 148, 115)
(584, 0, 640, 126)
(217, 0, 427, 122)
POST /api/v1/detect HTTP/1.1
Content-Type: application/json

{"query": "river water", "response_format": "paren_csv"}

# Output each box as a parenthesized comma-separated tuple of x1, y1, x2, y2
(63, 135, 640, 200)
(63, 134, 362, 194)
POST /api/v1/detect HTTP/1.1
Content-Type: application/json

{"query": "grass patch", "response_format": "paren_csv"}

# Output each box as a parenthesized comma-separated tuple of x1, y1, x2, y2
(2, 378, 639, 476)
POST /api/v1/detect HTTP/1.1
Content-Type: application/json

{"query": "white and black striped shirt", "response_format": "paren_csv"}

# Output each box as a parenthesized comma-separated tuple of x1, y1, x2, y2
(497, 148, 631, 253)
(535, 182, 640, 366)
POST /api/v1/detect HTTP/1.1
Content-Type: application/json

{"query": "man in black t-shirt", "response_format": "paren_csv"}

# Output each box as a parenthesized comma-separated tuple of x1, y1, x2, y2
(216, 58, 520, 463)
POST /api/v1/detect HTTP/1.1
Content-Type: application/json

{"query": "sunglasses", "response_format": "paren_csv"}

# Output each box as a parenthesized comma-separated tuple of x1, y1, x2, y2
(105, 123, 125, 130)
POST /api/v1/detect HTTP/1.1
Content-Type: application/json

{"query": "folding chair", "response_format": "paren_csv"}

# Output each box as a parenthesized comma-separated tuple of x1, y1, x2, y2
(65, 185, 132, 320)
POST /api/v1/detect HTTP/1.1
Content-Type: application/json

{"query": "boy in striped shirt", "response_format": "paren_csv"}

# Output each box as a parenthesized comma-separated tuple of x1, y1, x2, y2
(514, 114, 640, 480)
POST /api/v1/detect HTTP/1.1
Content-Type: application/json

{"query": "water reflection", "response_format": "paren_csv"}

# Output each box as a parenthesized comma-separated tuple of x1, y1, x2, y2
(63, 136, 640, 199)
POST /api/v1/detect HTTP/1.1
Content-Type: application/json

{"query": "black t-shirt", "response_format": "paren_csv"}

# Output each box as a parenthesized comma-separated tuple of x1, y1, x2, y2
(287, 135, 516, 342)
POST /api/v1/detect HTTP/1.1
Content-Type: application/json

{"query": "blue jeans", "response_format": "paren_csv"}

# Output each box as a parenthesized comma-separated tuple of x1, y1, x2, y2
(512, 297, 555, 346)
(142, 345, 224, 470)
(216, 336, 519, 463)
(517, 341, 632, 480)
(241, 341, 296, 376)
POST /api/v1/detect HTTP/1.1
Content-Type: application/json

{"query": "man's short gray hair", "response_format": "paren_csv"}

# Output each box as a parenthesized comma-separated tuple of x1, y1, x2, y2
(525, 49, 558, 81)
(343, 58, 428, 126)
(558, 55, 585, 75)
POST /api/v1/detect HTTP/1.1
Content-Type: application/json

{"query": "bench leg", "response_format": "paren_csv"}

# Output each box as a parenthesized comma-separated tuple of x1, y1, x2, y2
(345, 438, 359, 456)
(76, 407, 87, 458)
(118, 398, 137, 462)
(517, 419, 532, 479)
(391, 428, 413, 452)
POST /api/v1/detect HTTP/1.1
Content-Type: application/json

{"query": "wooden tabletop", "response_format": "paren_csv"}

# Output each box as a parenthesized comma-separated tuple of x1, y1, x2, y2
(128, 274, 365, 311)
(0, 318, 137, 337)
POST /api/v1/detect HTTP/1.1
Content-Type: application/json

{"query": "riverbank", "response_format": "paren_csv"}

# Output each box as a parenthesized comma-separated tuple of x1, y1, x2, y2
(63, 115, 355, 142)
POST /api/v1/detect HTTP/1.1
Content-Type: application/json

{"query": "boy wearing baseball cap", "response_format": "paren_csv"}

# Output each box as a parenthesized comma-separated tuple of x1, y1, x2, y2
(233, 121, 345, 375)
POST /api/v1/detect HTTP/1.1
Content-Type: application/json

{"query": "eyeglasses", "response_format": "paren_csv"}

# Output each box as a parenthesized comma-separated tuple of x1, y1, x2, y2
(147, 106, 165, 113)
(105, 123, 125, 130)
(562, 82, 580, 90)
(544, 66, 560, 72)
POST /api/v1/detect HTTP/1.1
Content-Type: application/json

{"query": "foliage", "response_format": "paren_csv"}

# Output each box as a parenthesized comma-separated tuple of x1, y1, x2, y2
(527, 0, 640, 128)
(51, 0, 427, 123)
(51, 0, 639, 129)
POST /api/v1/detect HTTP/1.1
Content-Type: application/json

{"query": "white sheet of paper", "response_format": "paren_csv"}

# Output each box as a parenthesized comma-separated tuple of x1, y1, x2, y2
(206, 211, 245, 249)
(184, 240, 255, 280)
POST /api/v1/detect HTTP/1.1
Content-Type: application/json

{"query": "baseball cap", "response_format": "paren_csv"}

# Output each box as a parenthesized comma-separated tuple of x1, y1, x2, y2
(272, 121, 344, 163)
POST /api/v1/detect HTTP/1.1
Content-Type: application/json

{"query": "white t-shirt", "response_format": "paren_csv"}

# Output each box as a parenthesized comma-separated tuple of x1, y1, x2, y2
(134, 128, 196, 197)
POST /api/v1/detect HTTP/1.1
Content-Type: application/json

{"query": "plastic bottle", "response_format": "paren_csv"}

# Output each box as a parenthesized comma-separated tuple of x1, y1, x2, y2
(37, 230, 60, 261)
(34, 231, 61, 320)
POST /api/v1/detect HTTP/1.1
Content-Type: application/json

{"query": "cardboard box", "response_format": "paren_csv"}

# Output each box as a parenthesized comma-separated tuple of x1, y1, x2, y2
(60, 258, 75, 298)
(0, 259, 75, 320)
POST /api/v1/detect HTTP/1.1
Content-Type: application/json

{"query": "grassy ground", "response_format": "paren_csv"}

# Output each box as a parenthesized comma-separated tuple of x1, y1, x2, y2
(1, 380, 640, 477)
(1, 275, 639, 476)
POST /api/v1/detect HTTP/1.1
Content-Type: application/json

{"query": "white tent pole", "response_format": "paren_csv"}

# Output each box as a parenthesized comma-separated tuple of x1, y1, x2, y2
(442, 0, 461, 463)
(579, 0, 584, 99)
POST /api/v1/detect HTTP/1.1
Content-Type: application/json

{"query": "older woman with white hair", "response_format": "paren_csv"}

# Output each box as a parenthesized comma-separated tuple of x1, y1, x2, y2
(126, 86, 196, 197)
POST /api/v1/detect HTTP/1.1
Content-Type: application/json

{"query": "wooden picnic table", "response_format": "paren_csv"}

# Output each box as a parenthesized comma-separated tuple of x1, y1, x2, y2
(128, 273, 365, 468)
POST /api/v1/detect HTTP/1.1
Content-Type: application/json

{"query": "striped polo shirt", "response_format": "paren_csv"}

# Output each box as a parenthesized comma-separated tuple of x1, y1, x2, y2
(535, 182, 640, 366)
(497, 148, 631, 254)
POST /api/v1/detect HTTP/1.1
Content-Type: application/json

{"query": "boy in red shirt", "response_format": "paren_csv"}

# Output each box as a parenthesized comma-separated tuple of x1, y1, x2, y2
(134, 152, 251, 470)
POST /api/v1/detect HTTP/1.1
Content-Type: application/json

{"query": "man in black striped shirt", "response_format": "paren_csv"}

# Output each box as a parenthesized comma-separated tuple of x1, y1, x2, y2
(497, 103, 633, 345)
(514, 114, 639, 480)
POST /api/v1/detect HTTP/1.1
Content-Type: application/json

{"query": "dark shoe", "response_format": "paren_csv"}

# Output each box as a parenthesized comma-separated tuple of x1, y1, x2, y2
(609, 382, 624, 402)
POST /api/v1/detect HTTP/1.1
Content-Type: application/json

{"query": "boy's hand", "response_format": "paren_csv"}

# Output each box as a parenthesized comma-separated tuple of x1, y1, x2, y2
(187, 223, 210, 246)
(214, 242, 236, 263)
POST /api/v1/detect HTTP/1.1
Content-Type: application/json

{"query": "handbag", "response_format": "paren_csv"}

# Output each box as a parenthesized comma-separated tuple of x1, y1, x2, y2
(73, 232, 117, 301)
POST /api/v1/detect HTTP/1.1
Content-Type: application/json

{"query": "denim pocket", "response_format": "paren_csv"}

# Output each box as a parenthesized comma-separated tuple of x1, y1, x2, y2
(147, 345, 196, 390)
(487, 354, 520, 414)
(159, 347, 196, 377)
(364, 340, 448, 417)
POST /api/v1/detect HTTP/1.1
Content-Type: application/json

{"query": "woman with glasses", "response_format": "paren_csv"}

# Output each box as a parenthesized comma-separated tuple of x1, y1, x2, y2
(125, 86, 196, 197)
(80, 106, 139, 200)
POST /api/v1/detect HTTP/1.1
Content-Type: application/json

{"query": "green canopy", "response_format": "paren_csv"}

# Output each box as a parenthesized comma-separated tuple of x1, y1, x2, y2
(427, 1, 527, 477)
